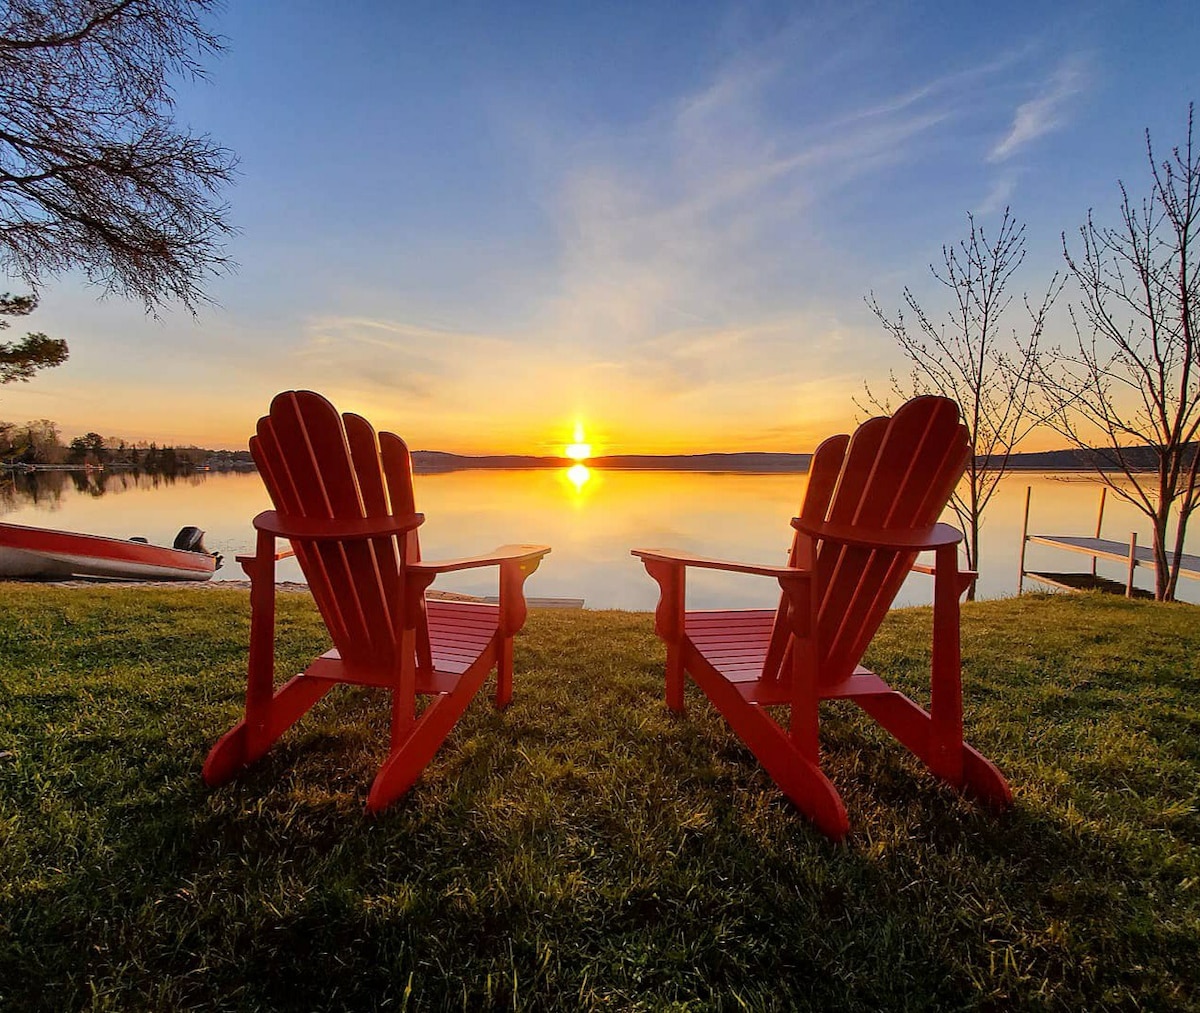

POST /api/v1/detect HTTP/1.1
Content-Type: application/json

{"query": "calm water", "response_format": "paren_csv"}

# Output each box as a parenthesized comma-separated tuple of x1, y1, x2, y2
(1, 468, 1196, 608)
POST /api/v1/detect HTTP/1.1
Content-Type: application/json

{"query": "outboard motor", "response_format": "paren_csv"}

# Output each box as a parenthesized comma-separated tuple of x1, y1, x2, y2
(174, 526, 223, 570)
(174, 526, 207, 553)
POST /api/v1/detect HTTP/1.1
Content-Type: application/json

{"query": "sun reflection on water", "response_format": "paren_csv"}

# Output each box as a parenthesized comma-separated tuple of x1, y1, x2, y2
(566, 463, 590, 490)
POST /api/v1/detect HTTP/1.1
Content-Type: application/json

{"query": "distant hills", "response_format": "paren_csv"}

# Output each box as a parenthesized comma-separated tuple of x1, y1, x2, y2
(411, 444, 1194, 474)
(412, 451, 813, 473)
(981, 446, 1172, 471)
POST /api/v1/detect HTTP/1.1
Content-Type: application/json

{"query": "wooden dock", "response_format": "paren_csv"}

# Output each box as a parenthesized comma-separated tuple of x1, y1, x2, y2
(1018, 568, 1156, 599)
(1019, 486, 1200, 597)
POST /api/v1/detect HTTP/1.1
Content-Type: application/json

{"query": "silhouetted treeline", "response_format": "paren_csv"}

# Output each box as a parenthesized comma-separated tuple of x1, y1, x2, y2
(0, 418, 253, 473)
(986, 444, 1199, 472)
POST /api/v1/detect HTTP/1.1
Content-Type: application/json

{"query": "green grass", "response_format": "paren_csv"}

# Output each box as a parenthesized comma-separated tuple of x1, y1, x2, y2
(0, 586, 1197, 1011)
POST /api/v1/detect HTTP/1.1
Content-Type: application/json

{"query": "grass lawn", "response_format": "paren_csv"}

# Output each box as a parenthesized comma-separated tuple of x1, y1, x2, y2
(0, 586, 1197, 1011)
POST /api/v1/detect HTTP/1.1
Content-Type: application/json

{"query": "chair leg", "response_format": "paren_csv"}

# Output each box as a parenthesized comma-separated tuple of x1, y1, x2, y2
(665, 643, 685, 713)
(687, 659, 849, 840)
(748, 705, 848, 841)
(366, 654, 493, 812)
(203, 675, 334, 787)
(849, 544, 1011, 810)
(788, 639, 820, 763)
(961, 743, 1014, 809)
(495, 636, 514, 709)
(206, 528, 333, 789)
(388, 625, 418, 744)
(761, 734, 850, 841)
(640, 558, 686, 713)
(854, 691, 1012, 809)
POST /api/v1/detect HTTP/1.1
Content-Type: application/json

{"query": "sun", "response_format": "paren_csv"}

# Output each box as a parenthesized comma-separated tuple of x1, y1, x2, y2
(564, 421, 591, 462)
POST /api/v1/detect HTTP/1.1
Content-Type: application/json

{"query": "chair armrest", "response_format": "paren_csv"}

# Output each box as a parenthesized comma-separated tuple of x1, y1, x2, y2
(791, 517, 963, 551)
(910, 561, 977, 580)
(237, 547, 296, 567)
(411, 543, 550, 575)
(252, 510, 425, 542)
(632, 547, 806, 581)
(413, 544, 550, 637)
(633, 548, 812, 644)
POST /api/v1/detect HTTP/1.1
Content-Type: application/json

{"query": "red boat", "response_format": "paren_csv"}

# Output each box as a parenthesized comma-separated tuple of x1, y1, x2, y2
(0, 522, 221, 581)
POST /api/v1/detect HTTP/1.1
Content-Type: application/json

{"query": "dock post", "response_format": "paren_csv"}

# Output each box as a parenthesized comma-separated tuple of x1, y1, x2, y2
(1093, 486, 1107, 578)
(1017, 486, 1031, 595)
(1126, 532, 1137, 597)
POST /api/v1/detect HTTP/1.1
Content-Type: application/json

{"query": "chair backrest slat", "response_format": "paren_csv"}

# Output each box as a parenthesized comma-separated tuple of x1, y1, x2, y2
(789, 433, 850, 569)
(250, 391, 419, 672)
(762, 433, 851, 680)
(252, 398, 354, 654)
(840, 431, 960, 663)
(814, 416, 890, 671)
(341, 412, 401, 665)
(781, 396, 969, 687)
(279, 393, 376, 666)
(380, 432, 421, 564)
(827, 398, 967, 678)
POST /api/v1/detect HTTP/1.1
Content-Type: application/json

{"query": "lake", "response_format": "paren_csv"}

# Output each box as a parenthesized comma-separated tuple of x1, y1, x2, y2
(1, 468, 1196, 608)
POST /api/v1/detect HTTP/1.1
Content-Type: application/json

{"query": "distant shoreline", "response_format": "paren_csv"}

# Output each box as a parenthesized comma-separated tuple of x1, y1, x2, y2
(408, 447, 1177, 474)
(5, 448, 1177, 476)
(411, 451, 815, 473)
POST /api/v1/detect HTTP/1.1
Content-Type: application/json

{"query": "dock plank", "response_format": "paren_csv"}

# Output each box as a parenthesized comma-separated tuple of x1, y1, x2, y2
(1028, 535, 1200, 580)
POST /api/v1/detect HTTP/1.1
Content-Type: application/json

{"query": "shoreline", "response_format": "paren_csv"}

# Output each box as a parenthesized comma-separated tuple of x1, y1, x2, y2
(1, 580, 587, 607)
(3, 578, 481, 600)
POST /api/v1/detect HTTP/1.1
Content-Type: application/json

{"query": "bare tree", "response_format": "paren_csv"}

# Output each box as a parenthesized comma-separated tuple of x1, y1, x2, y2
(0, 0, 236, 311)
(864, 208, 1061, 597)
(1034, 106, 1200, 601)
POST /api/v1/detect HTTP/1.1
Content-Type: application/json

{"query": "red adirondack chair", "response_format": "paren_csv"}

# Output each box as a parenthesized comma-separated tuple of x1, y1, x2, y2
(632, 395, 1012, 840)
(203, 390, 550, 811)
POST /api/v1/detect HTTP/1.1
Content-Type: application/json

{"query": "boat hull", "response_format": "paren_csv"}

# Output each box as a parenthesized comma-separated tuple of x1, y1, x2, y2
(0, 523, 216, 581)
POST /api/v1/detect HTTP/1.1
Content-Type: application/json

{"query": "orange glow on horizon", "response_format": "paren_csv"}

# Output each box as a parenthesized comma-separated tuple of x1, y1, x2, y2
(20, 379, 1107, 458)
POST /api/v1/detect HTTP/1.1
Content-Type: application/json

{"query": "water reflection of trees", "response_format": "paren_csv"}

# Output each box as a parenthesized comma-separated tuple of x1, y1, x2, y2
(0, 468, 210, 515)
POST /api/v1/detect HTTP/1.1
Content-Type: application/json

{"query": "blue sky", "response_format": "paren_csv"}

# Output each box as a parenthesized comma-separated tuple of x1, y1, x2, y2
(4, 0, 1198, 453)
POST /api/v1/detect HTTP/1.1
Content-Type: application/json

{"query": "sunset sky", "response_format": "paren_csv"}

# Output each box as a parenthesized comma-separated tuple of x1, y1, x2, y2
(3, 0, 1197, 455)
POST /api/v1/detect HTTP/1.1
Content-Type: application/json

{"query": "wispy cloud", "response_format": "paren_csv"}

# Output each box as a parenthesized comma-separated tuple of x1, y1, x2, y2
(828, 48, 1026, 129)
(975, 174, 1018, 215)
(296, 316, 506, 400)
(989, 56, 1087, 162)
(541, 53, 978, 388)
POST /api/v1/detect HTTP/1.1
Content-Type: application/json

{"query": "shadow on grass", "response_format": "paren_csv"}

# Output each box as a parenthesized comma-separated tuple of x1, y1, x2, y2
(1, 590, 1197, 1010)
